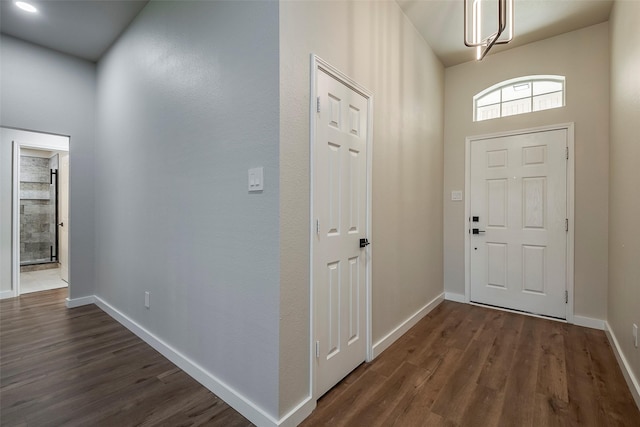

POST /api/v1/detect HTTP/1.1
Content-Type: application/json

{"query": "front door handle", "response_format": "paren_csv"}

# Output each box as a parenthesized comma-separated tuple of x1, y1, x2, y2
(360, 238, 370, 248)
(472, 228, 485, 234)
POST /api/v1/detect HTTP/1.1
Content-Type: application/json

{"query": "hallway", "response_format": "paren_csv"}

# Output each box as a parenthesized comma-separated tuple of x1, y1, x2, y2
(2, 289, 638, 426)
(19, 267, 67, 294)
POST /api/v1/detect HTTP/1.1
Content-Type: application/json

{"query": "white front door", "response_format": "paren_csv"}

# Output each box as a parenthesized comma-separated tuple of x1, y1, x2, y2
(313, 67, 369, 398)
(59, 153, 69, 283)
(469, 129, 568, 319)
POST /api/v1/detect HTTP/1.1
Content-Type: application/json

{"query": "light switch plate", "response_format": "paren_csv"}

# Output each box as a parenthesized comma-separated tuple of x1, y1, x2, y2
(248, 167, 264, 192)
(451, 190, 463, 201)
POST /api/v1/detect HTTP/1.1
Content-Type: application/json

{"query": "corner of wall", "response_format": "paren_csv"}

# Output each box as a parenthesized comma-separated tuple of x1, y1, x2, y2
(605, 322, 640, 409)
(606, 0, 640, 408)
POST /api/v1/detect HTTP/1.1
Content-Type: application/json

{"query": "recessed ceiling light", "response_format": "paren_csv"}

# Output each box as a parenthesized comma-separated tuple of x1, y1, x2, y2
(15, 1, 38, 13)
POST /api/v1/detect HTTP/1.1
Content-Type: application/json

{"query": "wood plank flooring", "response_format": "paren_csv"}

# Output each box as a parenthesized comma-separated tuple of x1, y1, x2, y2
(302, 301, 640, 427)
(2, 289, 638, 426)
(0, 289, 252, 426)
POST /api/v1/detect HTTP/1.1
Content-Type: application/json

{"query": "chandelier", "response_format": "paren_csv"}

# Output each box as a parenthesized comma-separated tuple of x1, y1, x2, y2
(464, 0, 514, 60)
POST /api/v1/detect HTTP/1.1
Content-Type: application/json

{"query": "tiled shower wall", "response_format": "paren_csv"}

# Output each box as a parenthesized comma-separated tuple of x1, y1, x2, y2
(20, 155, 58, 264)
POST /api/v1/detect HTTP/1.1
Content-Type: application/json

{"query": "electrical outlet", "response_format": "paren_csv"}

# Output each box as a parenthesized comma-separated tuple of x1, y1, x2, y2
(633, 324, 638, 348)
(145, 291, 150, 309)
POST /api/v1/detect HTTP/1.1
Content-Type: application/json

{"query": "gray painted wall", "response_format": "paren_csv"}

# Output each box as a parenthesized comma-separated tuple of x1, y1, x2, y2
(94, 0, 281, 417)
(0, 36, 96, 299)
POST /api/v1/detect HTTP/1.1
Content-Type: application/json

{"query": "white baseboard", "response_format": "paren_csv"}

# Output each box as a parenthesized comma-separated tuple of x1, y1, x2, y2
(65, 295, 96, 308)
(573, 315, 605, 330)
(0, 290, 16, 300)
(93, 295, 294, 427)
(444, 292, 466, 303)
(372, 293, 444, 359)
(605, 322, 640, 410)
(277, 396, 315, 427)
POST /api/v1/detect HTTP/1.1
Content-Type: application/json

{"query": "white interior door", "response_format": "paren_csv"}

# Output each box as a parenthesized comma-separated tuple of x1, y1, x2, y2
(59, 153, 69, 283)
(469, 129, 567, 318)
(313, 67, 369, 398)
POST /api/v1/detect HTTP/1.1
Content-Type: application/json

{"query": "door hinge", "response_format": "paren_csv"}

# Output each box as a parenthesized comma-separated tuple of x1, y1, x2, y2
(566, 147, 569, 160)
(316, 219, 320, 235)
(316, 97, 320, 113)
(315, 341, 320, 358)
(565, 218, 568, 232)
(565, 290, 568, 304)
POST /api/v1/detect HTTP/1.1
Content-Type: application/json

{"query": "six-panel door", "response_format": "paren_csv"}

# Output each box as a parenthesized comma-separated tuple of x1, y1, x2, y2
(470, 129, 568, 319)
(314, 69, 368, 398)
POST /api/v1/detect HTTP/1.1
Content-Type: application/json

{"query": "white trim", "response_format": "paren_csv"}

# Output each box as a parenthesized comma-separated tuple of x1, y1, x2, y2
(12, 141, 20, 297)
(93, 296, 284, 427)
(464, 123, 575, 321)
(1, 127, 70, 151)
(464, 133, 472, 304)
(605, 322, 640, 410)
(309, 54, 374, 400)
(444, 292, 466, 303)
(277, 397, 316, 427)
(6, 128, 70, 298)
(372, 293, 444, 359)
(473, 75, 566, 122)
(0, 290, 16, 299)
(474, 75, 565, 101)
(469, 302, 568, 323)
(308, 55, 316, 411)
(62, 293, 315, 426)
(565, 124, 575, 324)
(572, 315, 605, 330)
(65, 295, 95, 308)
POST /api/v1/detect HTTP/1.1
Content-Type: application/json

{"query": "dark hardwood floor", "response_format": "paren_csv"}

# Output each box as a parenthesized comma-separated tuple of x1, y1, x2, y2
(2, 289, 638, 426)
(303, 301, 640, 427)
(0, 289, 252, 426)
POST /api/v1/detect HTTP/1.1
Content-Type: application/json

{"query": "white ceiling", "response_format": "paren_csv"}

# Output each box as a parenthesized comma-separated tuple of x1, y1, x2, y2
(0, 0, 148, 62)
(398, 0, 614, 67)
(0, 0, 614, 66)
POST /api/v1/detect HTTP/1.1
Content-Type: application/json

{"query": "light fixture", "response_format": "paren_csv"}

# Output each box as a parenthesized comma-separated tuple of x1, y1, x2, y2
(15, 1, 37, 13)
(464, 0, 514, 61)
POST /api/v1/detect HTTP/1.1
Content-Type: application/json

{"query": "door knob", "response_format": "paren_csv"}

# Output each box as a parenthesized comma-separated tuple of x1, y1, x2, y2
(360, 238, 370, 248)
(472, 228, 485, 234)
(58, 222, 64, 227)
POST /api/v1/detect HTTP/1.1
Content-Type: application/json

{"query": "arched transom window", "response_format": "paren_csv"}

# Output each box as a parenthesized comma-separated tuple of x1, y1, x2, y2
(474, 75, 565, 122)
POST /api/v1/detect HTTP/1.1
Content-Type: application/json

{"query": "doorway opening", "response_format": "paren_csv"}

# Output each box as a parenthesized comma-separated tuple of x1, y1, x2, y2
(310, 55, 374, 400)
(464, 123, 575, 322)
(19, 147, 69, 294)
(1, 127, 70, 298)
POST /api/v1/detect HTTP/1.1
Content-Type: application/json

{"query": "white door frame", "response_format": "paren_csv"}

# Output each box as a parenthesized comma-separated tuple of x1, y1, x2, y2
(4, 127, 70, 297)
(309, 54, 374, 399)
(464, 123, 575, 323)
